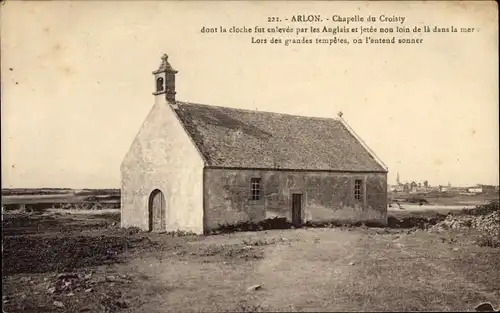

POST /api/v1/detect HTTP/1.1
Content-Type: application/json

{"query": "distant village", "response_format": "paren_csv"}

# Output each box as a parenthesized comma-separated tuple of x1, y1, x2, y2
(389, 172, 500, 196)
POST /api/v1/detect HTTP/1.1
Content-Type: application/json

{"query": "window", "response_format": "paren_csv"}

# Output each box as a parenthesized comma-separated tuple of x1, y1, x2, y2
(250, 178, 261, 200)
(354, 179, 362, 201)
(156, 77, 164, 92)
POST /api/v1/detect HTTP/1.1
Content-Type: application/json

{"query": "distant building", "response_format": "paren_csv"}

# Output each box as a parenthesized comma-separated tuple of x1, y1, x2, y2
(478, 184, 498, 193)
(439, 185, 449, 192)
(409, 181, 418, 193)
(414, 187, 431, 193)
(389, 185, 405, 193)
(450, 186, 468, 193)
(428, 186, 440, 192)
(467, 186, 483, 194)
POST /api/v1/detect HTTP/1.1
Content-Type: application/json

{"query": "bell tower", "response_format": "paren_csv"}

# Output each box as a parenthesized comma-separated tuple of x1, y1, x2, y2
(152, 53, 178, 105)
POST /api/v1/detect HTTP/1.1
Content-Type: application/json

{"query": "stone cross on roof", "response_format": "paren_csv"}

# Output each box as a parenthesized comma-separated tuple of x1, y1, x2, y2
(156, 53, 177, 73)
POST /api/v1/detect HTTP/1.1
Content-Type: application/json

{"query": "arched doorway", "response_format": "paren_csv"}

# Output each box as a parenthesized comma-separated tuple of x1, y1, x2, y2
(148, 189, 166, 232)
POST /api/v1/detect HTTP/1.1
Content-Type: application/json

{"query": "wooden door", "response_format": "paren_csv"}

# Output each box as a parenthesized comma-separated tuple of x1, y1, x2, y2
(291, 193, 302, 227)
(149, 189, 165, 232)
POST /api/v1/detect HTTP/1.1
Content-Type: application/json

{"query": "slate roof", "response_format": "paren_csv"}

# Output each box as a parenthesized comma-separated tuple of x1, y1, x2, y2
(174, 101, 386, 172)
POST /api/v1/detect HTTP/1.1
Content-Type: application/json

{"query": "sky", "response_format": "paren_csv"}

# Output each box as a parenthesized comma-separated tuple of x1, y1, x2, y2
(1, 1, 498, 188)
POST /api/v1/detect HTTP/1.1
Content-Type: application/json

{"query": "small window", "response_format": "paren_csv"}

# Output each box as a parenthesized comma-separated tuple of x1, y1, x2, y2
(156, 77, 164, 92)
(250, 178, 261, 200)
(354, 179, 362, 201)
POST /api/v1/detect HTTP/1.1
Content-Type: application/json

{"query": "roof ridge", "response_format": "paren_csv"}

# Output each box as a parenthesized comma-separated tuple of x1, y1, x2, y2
(176, 100, 342, 123)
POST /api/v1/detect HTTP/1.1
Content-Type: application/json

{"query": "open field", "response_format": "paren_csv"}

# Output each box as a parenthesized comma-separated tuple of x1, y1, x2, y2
(2, 202, 499, 313)
(2, 188, 497, 208)
(1, 189, 120, 205)
(1, 195, 120, 206)
(390, 192, 499, 207)
(1, 189, 120, 196)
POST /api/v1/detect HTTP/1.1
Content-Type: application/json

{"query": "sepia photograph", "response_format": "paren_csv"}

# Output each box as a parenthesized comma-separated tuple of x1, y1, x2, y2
(1, 1, 499, 312)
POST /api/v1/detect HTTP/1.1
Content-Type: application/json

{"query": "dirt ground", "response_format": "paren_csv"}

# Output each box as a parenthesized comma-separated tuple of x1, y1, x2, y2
(2, 208, 500, 313)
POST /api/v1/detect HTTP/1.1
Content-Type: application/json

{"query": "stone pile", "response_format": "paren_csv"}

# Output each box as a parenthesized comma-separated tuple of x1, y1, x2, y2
(46, 272, 133, 296)
(430, 201, 499, 237)
(46, 272, 95, 295)
(432, 211, 499, 233)
(38, 272, 132, 310)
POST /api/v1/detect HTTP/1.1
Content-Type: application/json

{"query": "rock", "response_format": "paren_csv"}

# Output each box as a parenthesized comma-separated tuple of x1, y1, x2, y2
(63, 280, 72, 288)
(53, 301, 64, 308)
(247, 284, 262, 291)
(57, 273, 78, 280)
(66, 292, 75, 297)
(349, 261, 355, 266)
(47, 287, 56, 294)
(84, 288, 93, 293)
(115, 300, 129, 308)
(105, 275, 116, 282)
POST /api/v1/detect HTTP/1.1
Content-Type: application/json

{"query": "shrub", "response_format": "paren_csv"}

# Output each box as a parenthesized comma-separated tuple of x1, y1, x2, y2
(477, 233, 500, 248)
(462, 200, 499, 216)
